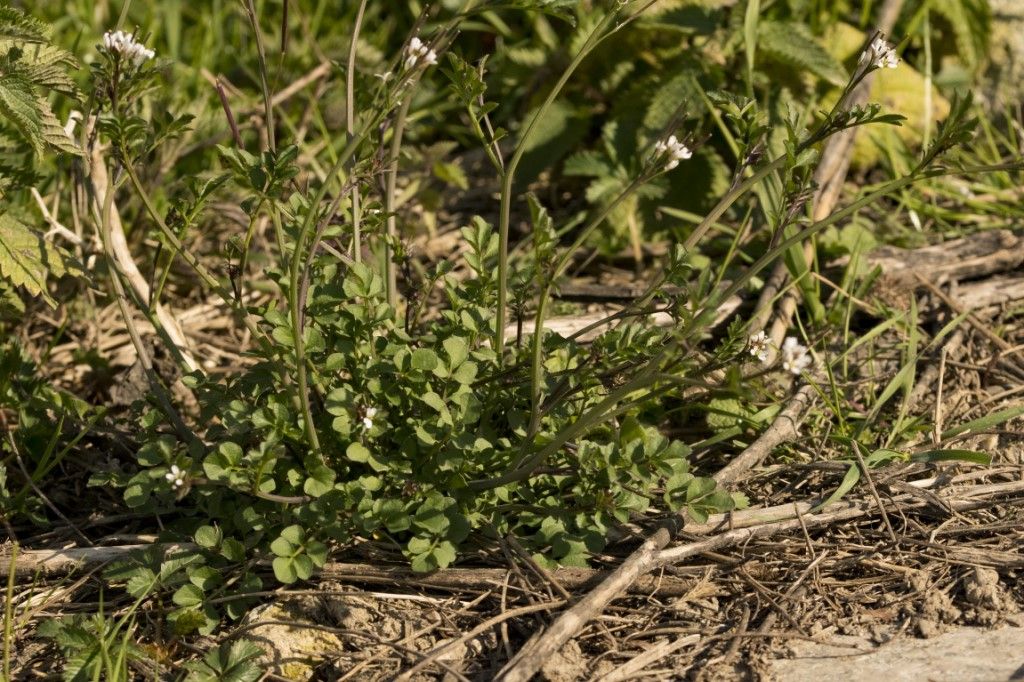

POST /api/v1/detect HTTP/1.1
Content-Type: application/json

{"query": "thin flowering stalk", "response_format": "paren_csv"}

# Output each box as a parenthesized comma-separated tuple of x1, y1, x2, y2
(524, 173, 655, 447)
(347, 0, 369, 264)
(495, 10, 620, 364)
(243, 0, 276, 152)
(93, 159, 195, 446)
(117, 159, 269, 346)
(384, 94, 413, 308)
(215, 79, 244, 148)
(478, 157, 1024, 494)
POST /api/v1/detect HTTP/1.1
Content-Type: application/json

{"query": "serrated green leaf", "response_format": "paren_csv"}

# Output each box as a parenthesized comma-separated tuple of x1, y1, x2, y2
(0, 212, 84, 306)
(758, 20, 847, 86)
(172, 583, 204, 607)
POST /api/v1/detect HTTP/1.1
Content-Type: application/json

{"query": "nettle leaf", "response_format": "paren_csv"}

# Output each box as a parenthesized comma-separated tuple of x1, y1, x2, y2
(0, 7, 81, 157)
(189, 566, 222, 591)
(0, 6, 50, 43)
(757, 20, 847, 86)
(125, 569, 158, 599)
(706, 397, 752, 431)
(930, 0, 990, 72)
(0, 212, 84, 306)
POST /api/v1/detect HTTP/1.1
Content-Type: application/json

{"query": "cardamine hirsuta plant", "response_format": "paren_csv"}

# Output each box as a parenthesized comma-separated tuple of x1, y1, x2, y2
(0, 1, 1011, 638)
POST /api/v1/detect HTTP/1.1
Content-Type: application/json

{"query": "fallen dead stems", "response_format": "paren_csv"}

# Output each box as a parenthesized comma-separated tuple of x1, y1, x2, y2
(494, 475, 1024, 681)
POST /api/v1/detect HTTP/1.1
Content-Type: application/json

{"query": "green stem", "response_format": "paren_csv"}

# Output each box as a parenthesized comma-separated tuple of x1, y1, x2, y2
(479, 159, 1024, 492)
(287, 130, 373, 463)
(244, 0, 276, 152)
(236, 198, 266, 300)
(347, 0, 369, 264)
(494, 10, 619, 363)
(525, 175, 648, 439)
(384, 94, 413, 308)
(120, 161, 268, 345)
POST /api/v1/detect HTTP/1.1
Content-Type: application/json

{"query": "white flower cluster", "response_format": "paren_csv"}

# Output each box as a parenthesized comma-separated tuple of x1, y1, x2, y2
(405, 37, 437, 70)
(780, 337, 813, 375)
(102, 30, 155, 67)
(748, 332, 815, 375)
(362, 406, 378, 430)
(165, 464, 185, 489)
(653, 134, 692, 170)
(747, 331, 771, 363)
(859, 36, 898, 71)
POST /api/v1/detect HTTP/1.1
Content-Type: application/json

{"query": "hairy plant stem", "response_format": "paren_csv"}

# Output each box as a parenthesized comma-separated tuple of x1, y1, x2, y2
(347, 0, 369, 264)
(384, 93, 413, 308)
(494, 10, 619, 364)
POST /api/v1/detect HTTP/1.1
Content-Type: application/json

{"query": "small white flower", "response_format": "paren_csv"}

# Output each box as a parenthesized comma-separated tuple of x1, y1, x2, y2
(748, 330, 771, 363)
(404, 36, 438, 70)
(858, 36, 898, 71)
(362, 406, 378, 430)
(653, 134, 692, 170)
(164, 464, 185, 489)
(780, 336, 813, 375)
(102, 30, 155, 67)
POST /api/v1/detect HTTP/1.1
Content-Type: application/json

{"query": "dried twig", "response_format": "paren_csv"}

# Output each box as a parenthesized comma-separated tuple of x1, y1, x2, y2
(493, 476, 1024, 681)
